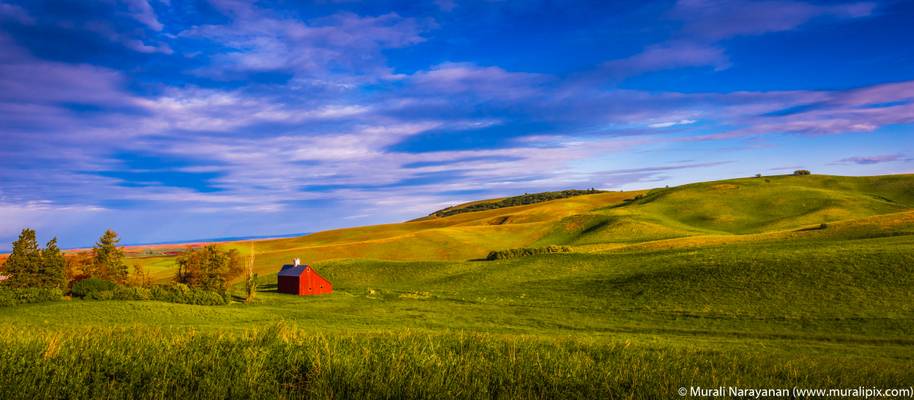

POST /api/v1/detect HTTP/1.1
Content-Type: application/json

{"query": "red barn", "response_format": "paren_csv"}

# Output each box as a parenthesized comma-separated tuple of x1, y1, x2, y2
(277, 259, 332, 296)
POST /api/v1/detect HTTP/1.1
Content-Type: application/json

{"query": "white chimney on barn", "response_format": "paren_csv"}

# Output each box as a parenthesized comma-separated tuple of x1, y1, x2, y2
(293, 258, 301, 266)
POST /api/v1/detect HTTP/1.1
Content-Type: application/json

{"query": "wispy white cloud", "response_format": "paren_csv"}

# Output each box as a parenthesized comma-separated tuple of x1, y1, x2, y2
(183, 3, 430, 81)
(409, 62, 547, 100)
(122, 0, 163, 31)
(831, 154, 908, 165)
(0, 202, 105, 239)
(649, 119, 698, 128)
(600, 42, 730, 79)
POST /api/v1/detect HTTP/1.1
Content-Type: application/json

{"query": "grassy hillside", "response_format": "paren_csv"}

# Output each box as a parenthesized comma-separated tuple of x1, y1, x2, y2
(3, 233, 914, 398)
(125, 174, 913, 280)
(134, 190, 643, 279)
(619, 174, 914, 234)
(3, 173, 913, 398)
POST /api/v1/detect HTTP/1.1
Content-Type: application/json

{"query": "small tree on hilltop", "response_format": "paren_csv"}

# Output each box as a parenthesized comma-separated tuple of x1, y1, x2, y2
(40, 238, 67, 289)
(793, 169, 811, 176)
(2, 228, 42, 288)
(93, 229, 128, 284)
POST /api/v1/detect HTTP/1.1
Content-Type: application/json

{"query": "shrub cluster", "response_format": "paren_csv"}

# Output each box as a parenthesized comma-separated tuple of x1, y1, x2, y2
(149, 284, 227, 305)
(794, 169, 811, 176)
(0, 287, 64, 307)
(486, 245, 572, 261)
(431, 189, 602, 218)
(70, 278, 226, 305)
(71, 277, 117, 299)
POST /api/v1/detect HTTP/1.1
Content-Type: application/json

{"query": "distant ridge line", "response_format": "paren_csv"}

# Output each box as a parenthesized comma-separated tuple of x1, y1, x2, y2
(57, 232, 312, 252)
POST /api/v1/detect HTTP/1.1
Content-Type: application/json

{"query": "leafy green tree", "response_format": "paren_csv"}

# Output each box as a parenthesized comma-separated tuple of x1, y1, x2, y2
(175, 245, 244, 293)
(2, 229, 42, 288)
(92, 229, 128, 284)
(39, 238, 67, 289)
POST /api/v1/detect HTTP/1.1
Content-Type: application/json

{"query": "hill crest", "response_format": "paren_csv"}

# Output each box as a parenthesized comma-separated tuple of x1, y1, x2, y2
(116, 173, 914, 280)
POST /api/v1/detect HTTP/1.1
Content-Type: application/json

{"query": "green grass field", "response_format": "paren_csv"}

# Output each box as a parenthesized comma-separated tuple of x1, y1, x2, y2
(2, 174, 913, 398)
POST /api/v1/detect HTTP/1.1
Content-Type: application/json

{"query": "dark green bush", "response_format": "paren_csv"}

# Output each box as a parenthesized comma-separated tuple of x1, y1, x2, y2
(0, 291, 14, 308)
(86, 290, 114, 300)
(0, 287, 64, 307)
(149, 284, 226, 305)
(72, 281, 225, 305)
(794, 169, 811, 176)
(113, 286, 150, 301)
(71, 278, 117, 298)
(184, 289, 227, 305)
(486, 245, 572, 260)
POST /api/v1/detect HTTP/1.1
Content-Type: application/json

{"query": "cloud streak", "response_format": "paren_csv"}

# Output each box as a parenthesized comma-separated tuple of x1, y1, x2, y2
(831, 154, 908, 165)
(184, 3, 429, 81)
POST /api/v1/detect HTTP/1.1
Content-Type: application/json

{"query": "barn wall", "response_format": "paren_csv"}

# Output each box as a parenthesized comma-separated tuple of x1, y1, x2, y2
(299, 269, 333, 295)
(277, 276, 300, 294)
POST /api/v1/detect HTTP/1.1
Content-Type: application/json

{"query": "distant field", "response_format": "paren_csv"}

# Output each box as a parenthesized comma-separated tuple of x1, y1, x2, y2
(2, 174, 913, 398)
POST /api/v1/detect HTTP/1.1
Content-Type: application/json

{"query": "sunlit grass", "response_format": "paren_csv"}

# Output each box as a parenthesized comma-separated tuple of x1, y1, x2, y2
(4, 174, 914, 397)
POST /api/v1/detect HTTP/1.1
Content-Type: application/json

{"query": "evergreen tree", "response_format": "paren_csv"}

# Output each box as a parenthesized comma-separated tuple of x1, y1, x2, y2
(39, 238, 67, 289)
(93, 229, 127, 283)
(2, 228, 42, 288)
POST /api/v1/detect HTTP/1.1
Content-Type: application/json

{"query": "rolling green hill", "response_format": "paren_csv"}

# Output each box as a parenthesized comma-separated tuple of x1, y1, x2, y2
(616, 174, 914, 233)
(133, 173, 912, 279)
(2, 173, 914, 398)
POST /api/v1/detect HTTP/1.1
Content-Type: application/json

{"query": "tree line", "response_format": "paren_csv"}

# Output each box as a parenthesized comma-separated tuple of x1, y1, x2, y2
(430, 189, 604, 218)
(1, 228, 131, 289)
(1, 228, 250, 301)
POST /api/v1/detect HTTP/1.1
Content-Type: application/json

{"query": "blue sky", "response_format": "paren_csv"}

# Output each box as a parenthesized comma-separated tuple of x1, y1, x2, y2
(1, 0, 913, 250)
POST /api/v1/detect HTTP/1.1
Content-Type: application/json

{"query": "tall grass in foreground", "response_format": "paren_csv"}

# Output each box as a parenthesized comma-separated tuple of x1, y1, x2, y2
(1, 323, 911, 399)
